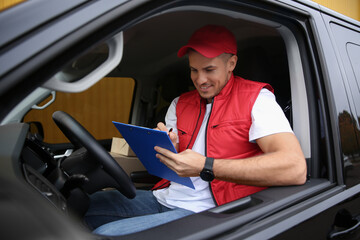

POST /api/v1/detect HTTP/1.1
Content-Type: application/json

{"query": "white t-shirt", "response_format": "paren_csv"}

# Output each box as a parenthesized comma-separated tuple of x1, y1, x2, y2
(153, 89, 293, 213)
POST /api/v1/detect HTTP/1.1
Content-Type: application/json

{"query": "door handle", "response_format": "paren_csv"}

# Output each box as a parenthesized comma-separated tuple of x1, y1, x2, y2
(54, 149, 73, 159)
(328, 209, 360, 239)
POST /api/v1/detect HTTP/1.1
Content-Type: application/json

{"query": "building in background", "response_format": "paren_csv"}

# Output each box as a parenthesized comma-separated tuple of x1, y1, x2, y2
(313, 0, 359, 21)
(1, 0, 359, 21)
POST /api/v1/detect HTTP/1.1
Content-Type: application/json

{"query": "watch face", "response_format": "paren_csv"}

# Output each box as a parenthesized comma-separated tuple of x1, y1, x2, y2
(200, 170, 214, 182)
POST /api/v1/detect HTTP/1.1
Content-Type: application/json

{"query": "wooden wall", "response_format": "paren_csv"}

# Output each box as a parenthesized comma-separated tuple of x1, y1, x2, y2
(24, 78, 135, 143)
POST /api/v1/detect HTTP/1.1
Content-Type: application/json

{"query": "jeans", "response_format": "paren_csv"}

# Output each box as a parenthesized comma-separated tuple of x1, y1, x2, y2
(84, 189, 194, 236)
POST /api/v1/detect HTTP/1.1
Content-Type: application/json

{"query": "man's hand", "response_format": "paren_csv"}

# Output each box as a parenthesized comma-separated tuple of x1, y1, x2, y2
(155, 122, 178, 151)
(154, 147, 206, 177)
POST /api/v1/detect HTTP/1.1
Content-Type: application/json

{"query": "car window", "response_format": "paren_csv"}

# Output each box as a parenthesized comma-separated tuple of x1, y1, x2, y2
(329, 22, 360, 187)
(347, 43, 360, 116)
(24, 77, 135, 143)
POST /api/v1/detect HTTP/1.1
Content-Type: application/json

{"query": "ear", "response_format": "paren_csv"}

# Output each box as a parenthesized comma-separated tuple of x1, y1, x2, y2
(228, 55, 238, 72)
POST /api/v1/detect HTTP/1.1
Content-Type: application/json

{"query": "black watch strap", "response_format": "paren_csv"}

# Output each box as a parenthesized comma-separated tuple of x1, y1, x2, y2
(200, 157, 215, 182)
(204, 157, 214, 171)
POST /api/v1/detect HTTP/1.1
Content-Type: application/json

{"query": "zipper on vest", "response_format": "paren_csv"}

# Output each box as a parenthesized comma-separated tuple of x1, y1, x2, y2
(185, 99, 202, 149)
(205, 99, 218, 206)
(178, 129, 187, 135)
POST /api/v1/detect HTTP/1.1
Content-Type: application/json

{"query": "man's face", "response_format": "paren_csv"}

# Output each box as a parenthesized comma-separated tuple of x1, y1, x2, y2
(188, 51, 237, 103)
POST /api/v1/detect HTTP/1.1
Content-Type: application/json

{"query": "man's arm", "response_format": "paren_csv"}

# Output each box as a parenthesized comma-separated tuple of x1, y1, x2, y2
(154, 132, 307, 186)
(212, 132, 307, 186)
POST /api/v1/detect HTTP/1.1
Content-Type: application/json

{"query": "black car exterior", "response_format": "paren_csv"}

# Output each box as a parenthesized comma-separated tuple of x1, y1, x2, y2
(0, 0, 360, 239)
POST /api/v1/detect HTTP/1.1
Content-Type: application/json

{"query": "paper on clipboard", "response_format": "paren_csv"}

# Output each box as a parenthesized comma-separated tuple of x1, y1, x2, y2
(112, 121, 195, 189)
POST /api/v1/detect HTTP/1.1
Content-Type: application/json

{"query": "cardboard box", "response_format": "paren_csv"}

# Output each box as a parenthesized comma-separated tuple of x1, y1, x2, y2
(109, 152, 145, 175)
(110, 152, 151, 188)
(110, 138, 152, 188)
(111, 137, 136, 156)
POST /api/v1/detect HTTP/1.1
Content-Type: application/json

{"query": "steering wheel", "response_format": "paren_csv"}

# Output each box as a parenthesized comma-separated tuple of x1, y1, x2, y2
(52, 111, 136, 199)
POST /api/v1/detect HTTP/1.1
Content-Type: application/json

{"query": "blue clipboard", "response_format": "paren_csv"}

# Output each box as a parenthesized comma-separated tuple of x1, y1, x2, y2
(112, 121, 194, 189)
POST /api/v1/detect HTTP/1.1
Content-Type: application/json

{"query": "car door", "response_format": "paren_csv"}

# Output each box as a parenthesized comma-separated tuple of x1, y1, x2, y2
(270, 2, 360, 240)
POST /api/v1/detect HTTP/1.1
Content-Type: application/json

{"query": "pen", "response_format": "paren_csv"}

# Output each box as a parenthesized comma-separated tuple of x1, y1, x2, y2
(168, 128, 173, 137)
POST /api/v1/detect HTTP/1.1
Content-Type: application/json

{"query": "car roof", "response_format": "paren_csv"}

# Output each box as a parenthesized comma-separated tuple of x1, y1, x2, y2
(0, 1, 87, 47)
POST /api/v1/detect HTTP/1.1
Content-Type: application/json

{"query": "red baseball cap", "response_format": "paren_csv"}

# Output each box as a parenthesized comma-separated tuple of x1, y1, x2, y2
(177, 25, 237, 58)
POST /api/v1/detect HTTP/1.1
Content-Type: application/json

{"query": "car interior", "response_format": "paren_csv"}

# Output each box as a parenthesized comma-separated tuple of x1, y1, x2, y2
(1, 3, 332, 237)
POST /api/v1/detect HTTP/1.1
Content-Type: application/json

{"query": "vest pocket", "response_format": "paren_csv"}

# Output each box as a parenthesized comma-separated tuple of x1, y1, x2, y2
(177, 128, 187, 135)
(211, 119, 250, 130)
(208, 119, 252, 158)
(177, 128, 191, 151)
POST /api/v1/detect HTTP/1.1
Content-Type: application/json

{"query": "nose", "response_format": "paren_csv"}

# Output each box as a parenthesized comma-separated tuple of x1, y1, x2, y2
(192, 71, 207, 85)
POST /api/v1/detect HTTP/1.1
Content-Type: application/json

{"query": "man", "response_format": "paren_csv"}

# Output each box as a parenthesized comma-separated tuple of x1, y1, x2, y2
(87, 25, 306, 236)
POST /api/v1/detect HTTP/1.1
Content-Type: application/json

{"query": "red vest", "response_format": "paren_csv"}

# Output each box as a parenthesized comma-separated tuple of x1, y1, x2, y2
(153, 75, 273, 206)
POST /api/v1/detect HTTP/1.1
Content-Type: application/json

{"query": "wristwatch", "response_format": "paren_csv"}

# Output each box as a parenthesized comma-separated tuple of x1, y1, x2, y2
(200, 157, 215, 182)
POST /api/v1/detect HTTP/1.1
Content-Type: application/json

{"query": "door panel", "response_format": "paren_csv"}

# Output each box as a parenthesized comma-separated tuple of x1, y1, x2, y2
(273, 186, 360, 240)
